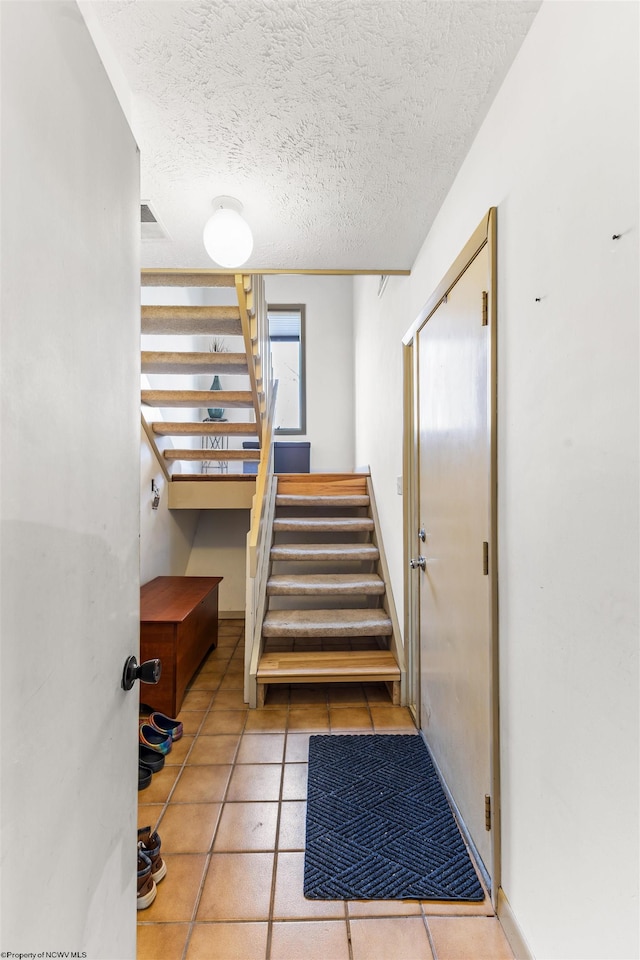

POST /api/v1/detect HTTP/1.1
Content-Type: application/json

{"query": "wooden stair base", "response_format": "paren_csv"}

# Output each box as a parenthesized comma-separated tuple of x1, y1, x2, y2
(255, 649, 400, 707)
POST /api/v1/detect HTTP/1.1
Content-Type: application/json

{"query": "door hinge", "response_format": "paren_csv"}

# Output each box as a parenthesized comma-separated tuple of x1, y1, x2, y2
(485, 794, 492, 831)
(482, 290, 488, 326)
(482, 541, 489, 575)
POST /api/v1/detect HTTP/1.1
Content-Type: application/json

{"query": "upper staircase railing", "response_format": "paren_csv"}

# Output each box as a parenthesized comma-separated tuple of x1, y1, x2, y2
(244, 382, 278, 702)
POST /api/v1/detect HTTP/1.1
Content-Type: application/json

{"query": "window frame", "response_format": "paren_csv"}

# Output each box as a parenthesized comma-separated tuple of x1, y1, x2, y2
(268, 303, 307, 436)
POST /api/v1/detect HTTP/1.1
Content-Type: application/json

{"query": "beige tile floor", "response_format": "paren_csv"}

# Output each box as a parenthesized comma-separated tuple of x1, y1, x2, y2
(138, 620, 514, 960)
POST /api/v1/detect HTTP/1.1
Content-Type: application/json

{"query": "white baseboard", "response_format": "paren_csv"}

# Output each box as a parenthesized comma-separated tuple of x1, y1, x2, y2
(497, 888, 535, 960)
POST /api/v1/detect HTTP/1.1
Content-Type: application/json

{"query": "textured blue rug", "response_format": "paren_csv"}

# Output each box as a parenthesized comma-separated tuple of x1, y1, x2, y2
(304, 734, 484, 901)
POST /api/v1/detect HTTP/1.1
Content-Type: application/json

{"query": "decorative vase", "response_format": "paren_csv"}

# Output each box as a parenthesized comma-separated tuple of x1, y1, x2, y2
(207, 375, 224, 420)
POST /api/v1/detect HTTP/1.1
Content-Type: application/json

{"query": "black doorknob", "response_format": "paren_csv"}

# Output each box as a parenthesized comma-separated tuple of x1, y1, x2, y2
(122, 655, 162, 691)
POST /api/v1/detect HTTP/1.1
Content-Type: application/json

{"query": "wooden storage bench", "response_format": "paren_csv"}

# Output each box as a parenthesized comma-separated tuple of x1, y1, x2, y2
(140, 575, 222, 717)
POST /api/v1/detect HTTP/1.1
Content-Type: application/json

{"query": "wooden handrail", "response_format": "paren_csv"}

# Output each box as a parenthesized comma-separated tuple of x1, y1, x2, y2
(235, 274, 263, 429)
(141, 413, 171, 481)
(247, 382, 278, 578)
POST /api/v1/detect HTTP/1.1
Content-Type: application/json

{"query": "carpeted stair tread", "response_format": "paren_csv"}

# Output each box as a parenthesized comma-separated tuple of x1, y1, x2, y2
(273, 517, 374, 533)
(267, 574, 385, 596)
(141, 351, 248, 375)
(141, 389, 254, 408)
(141, 304, 242, 336)
(262, 608, 393, 637)
(276, 495, 370, 508)
(257, 649, 399, 681)
(270, 542, 380, 562)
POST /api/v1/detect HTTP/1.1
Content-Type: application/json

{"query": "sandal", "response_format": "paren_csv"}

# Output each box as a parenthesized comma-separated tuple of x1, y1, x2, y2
(140, 744, 165, 773)
(139, 722, 172, 755)
(147, 711, 183, 742)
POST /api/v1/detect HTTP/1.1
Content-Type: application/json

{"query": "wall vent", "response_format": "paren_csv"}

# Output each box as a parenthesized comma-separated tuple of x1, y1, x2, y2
(141, 201, 170, 240)
(141, 203, 157, 223)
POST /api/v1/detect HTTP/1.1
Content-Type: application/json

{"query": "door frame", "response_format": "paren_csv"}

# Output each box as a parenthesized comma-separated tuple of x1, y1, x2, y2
(402, 208, 500, 901)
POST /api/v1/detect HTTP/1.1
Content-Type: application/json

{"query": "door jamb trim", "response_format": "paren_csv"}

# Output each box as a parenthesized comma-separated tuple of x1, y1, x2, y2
(402, 207, 500, 904)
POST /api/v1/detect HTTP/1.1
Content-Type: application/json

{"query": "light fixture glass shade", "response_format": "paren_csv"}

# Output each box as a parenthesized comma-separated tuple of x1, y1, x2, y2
(203, 200, 253, 268)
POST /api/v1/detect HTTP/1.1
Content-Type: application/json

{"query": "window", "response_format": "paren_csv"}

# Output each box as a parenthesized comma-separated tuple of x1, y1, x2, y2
(268, 304, 306, 434)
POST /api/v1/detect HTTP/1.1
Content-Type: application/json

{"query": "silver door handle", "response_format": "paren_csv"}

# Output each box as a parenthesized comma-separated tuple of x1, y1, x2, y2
(409, 556, 427, 570)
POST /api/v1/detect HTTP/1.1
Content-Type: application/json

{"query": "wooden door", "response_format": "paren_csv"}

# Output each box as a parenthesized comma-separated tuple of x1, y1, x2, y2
(416, 244, 494, 876)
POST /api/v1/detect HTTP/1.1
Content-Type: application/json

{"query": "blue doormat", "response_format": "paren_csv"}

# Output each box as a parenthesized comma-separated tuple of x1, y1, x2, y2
(304, 734, 484, 901)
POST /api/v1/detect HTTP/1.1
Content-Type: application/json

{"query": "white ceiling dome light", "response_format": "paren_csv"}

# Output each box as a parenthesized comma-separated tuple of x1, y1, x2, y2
(203, 196, 253, 268)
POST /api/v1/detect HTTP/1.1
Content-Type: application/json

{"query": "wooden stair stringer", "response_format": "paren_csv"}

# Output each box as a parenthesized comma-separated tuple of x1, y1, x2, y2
(366, 474, 407, 704)
(247, 473, 278, 709)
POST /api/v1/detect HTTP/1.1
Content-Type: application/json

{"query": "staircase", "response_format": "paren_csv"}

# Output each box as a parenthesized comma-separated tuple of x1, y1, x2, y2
(140, 270, 405, 712)
(141, 269, 272, 500)
(247, 472, 405, 707)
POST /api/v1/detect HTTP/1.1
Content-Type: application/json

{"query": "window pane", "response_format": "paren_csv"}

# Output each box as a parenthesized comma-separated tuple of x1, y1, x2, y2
(268, 306, 305, 434)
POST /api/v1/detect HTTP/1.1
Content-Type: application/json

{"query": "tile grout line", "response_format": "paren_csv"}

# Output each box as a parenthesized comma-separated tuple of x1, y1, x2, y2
(148, 633, 234, 831)
(152, 629, 244, 960)
(265, 699, 290, 960)
(190, 635, 248, 900)
(180, 633, 243, 960)
(422, 906, 439, 960)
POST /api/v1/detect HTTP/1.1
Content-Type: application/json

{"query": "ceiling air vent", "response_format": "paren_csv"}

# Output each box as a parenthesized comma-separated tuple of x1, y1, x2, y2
(140, 201, 170, 241)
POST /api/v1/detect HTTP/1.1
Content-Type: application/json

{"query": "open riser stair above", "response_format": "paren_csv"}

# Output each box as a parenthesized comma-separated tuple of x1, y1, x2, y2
(141, 270, 273, 500)
(248, 473, 406, 707)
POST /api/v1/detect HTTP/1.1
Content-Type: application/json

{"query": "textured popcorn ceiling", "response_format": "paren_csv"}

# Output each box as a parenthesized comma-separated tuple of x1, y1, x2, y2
(91, 0, 540, 270)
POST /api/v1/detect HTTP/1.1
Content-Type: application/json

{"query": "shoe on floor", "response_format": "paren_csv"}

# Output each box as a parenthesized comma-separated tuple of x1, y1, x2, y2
(147, 711, 183, 742)
(137, 850, 157, 909)
(138, 826, 167, 883)
(139, 722, 172, 755)
(138, 762, 153, 792)
(140, 744, 165, 772)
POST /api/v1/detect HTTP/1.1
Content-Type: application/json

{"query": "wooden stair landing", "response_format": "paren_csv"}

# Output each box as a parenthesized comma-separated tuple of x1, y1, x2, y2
(256, 649, 400, 706)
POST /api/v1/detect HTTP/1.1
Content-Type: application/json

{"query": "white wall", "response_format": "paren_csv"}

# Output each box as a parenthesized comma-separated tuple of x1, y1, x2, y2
(140, 434, 200, 584)
(1, 2, 140, 956)
(266, 275, 355, 472)
(185, 510, 250, 615)
(353, 3, 639, 959)
(354, 276, 410, 624)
